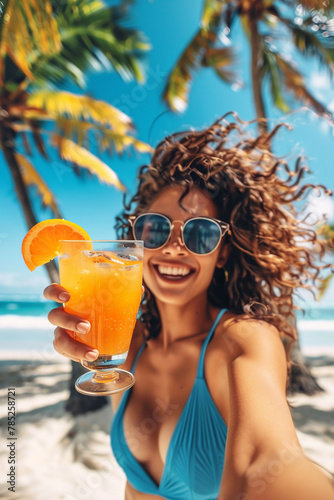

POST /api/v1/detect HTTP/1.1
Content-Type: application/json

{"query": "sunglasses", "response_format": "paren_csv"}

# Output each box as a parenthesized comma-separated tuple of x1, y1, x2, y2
(129, 213, 230, 255)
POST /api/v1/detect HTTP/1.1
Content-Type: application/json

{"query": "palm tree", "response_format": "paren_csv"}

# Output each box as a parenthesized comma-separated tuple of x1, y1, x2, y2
(164, 0, 334, 134)
(0, 0, 152, 413)
(163, 0, 334, 394)
(0, 0, 151, 280)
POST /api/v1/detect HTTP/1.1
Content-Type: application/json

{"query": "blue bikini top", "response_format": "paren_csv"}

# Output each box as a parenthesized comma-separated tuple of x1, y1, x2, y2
(110, 308, 228, 499)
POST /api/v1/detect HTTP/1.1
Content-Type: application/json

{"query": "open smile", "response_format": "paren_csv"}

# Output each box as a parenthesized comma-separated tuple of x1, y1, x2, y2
(153, 264, 195, 282)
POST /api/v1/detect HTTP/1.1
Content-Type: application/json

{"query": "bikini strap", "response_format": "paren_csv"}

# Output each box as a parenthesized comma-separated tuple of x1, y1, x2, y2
(131, 308, 227, 377)
(130, 341, 146, 374)
(114, 340, 147, 414)
(197, 308, 227, 379)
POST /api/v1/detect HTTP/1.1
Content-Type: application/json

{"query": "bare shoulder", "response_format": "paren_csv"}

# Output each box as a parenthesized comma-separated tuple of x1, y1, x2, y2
(205, 310, 288, 424)
(209, 311, 288, 394)
(214, 311, 285, 361)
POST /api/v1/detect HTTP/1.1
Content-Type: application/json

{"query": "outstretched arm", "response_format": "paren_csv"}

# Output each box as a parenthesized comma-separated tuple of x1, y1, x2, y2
(217, 317, 334, 500)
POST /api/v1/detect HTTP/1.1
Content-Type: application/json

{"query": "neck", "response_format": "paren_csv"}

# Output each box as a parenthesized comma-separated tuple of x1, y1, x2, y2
(155, 292, 218, 350)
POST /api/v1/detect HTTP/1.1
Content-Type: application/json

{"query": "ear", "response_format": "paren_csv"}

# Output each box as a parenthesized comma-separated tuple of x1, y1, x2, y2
(216, 243, 231, 269)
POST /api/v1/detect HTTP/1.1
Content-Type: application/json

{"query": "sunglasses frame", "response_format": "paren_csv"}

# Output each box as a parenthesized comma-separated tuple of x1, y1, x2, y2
(128, 212, 231, 256)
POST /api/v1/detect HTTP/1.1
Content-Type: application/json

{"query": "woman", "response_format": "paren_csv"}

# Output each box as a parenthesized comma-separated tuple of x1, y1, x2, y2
(45, 114, 334, 500)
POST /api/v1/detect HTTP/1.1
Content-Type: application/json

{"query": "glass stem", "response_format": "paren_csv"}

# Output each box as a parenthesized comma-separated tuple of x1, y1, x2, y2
(91, 369, 119, 383)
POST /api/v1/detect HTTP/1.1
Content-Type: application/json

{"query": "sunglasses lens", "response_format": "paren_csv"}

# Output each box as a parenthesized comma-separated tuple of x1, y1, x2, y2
(184, 219, 221, 254)
(134, 214, 170, 249)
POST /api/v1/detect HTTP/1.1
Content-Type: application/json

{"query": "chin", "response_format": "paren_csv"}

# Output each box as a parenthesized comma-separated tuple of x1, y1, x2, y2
(145, 282, 208, 307)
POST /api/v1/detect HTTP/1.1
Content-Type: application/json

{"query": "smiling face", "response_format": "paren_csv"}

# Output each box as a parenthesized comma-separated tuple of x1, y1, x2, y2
(141, 185, 230, 307)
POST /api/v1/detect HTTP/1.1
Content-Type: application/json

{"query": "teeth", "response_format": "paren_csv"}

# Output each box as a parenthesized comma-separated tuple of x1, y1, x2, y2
(158, 266, 191, 277)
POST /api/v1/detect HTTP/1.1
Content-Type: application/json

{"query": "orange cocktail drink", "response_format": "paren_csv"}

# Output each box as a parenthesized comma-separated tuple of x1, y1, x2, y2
(58, 240, 143, 396)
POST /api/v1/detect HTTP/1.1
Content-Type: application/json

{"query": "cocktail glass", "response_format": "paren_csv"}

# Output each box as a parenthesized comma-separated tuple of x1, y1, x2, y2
(58, 240, 143, 396)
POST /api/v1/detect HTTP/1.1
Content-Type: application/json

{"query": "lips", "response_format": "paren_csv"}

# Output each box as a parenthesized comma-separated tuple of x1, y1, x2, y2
(153, 264, 195, 282)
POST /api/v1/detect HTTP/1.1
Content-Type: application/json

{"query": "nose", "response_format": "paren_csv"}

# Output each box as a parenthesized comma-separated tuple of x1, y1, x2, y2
(161, 221, 188, 256)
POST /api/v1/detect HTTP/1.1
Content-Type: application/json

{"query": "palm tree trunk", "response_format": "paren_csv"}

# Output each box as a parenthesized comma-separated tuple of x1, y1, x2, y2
(1, 127, 59, 282)
(66, 361, 109, 415)
(286, 315, 324, 395)
(247, 15, 322, 395)
(248, 15, 268, 136)
(1, 126, 108, 412)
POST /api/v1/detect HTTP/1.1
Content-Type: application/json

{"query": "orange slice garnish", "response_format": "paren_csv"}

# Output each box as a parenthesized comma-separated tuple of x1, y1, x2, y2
(22, 219, 91, 271)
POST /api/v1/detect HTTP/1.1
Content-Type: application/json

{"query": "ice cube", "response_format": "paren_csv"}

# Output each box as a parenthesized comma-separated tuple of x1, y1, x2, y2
(101, 252, 126, 265)
(82, 250, 100, 259)
(118, 254, 138, 261)
(120, 254, 139, 270)
(82, 250, 125, 265)
(126, 264, 139, 270)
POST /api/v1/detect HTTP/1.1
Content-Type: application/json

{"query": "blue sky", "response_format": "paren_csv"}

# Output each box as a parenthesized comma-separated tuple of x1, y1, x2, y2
(1, 0, 334, 304)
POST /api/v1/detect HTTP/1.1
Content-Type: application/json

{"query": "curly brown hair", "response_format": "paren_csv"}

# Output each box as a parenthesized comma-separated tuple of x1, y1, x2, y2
(115, 112, 332, 351)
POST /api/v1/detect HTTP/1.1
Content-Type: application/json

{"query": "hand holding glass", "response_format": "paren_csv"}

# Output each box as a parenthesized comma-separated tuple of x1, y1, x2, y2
(58, 240, 143, 396)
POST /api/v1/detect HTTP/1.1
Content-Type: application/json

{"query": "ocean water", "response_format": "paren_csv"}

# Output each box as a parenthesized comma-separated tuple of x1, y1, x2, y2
(0, 299, 54, 317)
(0, 298, 56, 355)
(0, 299, 333, 352)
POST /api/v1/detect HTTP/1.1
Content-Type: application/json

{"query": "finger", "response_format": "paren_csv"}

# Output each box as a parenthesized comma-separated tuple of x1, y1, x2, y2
(44, 283, 71, 303)
(141, 285, 145, 296)
(48, 307, 91, 334)
(53, 327, 98, 362)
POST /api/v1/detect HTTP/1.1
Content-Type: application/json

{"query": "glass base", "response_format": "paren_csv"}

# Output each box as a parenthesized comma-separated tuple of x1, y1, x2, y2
(75, 369, 135, 396)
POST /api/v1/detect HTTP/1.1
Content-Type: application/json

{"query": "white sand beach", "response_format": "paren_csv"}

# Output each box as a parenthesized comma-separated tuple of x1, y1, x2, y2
(0, 346, 333, 500)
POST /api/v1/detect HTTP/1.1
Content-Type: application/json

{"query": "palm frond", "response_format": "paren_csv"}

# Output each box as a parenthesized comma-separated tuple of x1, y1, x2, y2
(296, 0, 334, 15)
(29, 0, 150, 87)
(201, 0, 225, 32)
(26, 90, 133, 133)
(326, 0, 334, 15)
(163, 30, 208, 112)
(30, 121, 49, 159)
(13, 115, 50, 159)
(0, 0, 61, 82)
(261, 45, 290, 112)
(263, 10, 279, 29)
(0, 0, 10, 50)
(224, 4, 238, 29)
(202, 46, 234, 67)
(98, 130, 154, 155)
(317, 273, 333, 300)
(274, 54, 332, 120)
(52, 134, 126, 191)
(54, 117, 153, 155)
(28, 53, 87, 88)
(21, 131, 33, 156)
(317, 223, 334, 249)
(202, 46, 237, 83)
(279, 18, 334, 74)
(164, 0, 237, 114)
(16, 152, 61, 216)
(240, 13, 251, 39)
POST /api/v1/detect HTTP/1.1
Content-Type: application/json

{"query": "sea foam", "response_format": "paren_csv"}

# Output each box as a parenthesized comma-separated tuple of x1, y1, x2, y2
(0, 315, 51, 330)
(0, 314, 332, 333)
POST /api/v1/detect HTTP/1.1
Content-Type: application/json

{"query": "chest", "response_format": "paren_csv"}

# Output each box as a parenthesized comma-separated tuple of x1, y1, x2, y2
(122, 339, 230, 485)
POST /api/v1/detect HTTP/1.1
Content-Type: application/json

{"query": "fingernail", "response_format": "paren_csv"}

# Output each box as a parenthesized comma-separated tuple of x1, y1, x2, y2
(85, 350, 98, 361)
(59, 292, 70, 302)
(77, 322, 90, 334)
